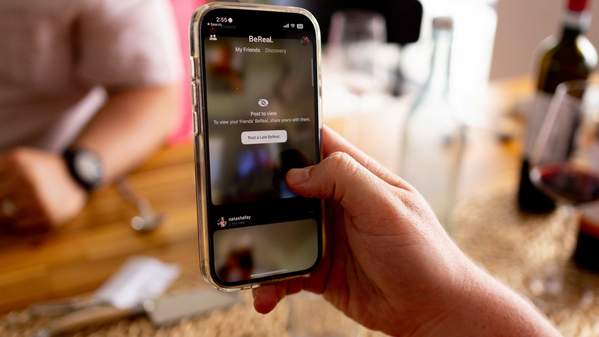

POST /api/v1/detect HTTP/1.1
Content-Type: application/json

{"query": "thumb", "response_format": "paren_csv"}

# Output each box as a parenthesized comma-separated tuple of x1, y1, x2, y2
(286, 152, 390, 214)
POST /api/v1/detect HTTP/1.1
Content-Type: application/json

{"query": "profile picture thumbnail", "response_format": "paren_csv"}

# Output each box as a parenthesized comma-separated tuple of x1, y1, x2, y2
(217, 217, 227, 228)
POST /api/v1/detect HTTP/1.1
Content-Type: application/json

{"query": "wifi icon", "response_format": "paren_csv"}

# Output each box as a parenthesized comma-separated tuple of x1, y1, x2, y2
(290, 23, 296, 28)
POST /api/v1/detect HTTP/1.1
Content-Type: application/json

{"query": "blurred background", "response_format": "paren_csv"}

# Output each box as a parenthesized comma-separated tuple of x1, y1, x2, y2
(1, 0, 599, 336)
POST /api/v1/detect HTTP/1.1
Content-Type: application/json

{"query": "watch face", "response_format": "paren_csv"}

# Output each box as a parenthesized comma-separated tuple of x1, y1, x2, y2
(73, 151, 103, 185)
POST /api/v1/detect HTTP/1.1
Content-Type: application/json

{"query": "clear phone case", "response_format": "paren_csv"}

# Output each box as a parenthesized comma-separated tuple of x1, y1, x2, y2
(189, 2, 324, 291)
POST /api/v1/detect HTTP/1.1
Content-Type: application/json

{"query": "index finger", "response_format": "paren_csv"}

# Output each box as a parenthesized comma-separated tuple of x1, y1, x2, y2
(321, 125, 410, 189)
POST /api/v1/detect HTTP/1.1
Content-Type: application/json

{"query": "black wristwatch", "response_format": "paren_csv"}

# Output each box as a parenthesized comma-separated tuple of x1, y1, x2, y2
(63, 148, 104, 192)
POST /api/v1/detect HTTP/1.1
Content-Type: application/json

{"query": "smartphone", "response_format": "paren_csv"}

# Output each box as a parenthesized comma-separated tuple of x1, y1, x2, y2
(190, 2, 324, 290)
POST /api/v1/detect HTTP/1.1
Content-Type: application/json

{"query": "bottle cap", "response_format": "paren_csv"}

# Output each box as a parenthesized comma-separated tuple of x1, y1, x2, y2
(568, 0, 590, 12)
(432, 17, 454, 30)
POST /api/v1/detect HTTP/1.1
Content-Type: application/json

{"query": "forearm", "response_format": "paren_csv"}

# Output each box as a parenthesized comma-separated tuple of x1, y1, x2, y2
(423, 265, 561, 337)
(72, 85, 179, 183)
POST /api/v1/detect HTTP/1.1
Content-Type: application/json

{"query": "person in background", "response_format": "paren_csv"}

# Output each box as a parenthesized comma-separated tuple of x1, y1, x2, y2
(0, 0, 182, 231)
(253, 127, 562, 337)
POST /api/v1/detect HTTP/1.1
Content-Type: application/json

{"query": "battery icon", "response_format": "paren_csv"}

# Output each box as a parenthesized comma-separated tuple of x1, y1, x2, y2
(297, 23, 304, 29)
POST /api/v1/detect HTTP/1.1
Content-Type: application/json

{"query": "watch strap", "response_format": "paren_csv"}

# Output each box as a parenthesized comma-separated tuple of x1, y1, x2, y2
(63, 148, 103, 192)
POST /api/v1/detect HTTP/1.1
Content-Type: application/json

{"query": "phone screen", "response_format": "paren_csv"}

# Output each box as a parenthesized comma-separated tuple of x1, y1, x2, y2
(199, 8, 322, 286)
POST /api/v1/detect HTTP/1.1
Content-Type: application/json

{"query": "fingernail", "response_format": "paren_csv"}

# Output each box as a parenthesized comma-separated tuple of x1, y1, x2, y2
(286, 167, 310, 185)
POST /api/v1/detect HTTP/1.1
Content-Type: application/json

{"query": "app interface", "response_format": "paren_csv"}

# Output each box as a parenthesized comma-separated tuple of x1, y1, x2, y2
(200, 9, 321, 285)
(204, 33, 317, 206)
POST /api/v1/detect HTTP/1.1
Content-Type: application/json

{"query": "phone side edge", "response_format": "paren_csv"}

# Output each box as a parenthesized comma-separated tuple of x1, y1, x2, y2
(190, 4, 238, 292)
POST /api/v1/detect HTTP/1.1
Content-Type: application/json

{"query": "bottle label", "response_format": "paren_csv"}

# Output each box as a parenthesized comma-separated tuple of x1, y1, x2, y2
(524, 92, 553, 157)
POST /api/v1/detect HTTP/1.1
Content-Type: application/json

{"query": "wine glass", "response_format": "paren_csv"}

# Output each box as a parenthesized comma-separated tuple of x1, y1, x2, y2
(530, 81, 599, 206)
(325, 10, 398, 95)
(328, 10, 387, 46)
(527, 80, 599, 304)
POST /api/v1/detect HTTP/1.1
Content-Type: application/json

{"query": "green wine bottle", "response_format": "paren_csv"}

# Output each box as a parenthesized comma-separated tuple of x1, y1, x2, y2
(518, 0, 598, 213)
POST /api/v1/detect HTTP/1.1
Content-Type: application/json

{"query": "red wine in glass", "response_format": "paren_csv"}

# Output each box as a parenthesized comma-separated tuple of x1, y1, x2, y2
(531, 163, 599, 205)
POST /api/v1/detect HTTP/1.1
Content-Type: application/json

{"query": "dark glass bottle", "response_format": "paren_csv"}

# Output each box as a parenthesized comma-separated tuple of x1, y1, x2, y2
(518, 0, 597, 213)
(574, 204, 599, 271)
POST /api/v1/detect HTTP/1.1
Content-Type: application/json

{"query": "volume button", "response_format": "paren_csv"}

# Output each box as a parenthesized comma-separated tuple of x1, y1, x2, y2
(193, 110, 199, 136)
(190, 57, 198, 79)
(191, 81, 198, 107)
(196, 81, 203, 134)
(191, 80, 199, 135)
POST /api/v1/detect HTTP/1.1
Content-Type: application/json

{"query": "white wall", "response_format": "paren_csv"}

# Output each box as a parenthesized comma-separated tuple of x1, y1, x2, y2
(491, 0, 599, 79)
(402, 0, 497, 92)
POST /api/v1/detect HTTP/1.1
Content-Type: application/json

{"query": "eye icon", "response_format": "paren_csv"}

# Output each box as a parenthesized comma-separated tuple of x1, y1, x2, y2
(258, 98, 269, 108)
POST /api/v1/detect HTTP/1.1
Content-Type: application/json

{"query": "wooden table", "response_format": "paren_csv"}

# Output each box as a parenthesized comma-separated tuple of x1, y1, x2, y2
(0, 78, 536, 314)
(0, 145, 201, 313)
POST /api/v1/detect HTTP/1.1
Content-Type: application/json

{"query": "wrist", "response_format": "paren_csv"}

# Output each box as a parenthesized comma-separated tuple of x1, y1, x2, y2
(57, 157, 87, 195)
(404, 253, 478, 337)
(391, 247, 477, 337)
(421, 263, 561, 337)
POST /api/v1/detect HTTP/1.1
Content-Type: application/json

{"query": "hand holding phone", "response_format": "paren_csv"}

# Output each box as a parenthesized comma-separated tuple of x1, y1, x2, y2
(252, 127, 563, 337)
